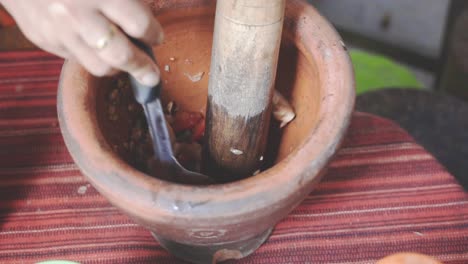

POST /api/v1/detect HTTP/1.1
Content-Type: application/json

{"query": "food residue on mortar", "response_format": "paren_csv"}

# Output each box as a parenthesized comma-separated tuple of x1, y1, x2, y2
(230, 148, 244, 156)
(104, 77, 207, 173)
(164, 65, 170, 72)
(272, 90, 296, 128)
(166, 101, 174, 113)
(184, 72, 205, 82)
(128, 103, 137, 112)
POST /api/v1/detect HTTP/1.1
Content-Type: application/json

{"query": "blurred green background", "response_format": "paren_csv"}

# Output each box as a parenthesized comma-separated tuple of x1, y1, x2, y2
(350, 50, 423, 94)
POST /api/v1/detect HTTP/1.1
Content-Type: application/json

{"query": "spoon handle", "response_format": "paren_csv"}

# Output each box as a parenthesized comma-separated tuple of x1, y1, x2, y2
(127, 39, 175, 164)
(143, 101, 175, 164)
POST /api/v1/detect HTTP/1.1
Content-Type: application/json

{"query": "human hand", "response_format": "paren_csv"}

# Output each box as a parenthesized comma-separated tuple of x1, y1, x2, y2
(0, 0, 163, 86)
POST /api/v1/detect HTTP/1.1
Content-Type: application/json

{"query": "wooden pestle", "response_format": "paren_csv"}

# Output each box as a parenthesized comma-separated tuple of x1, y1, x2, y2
(203, 0, 286, 181)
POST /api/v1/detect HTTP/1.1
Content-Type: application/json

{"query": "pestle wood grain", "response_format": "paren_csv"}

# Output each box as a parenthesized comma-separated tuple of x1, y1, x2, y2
(204, 0, 286, 180)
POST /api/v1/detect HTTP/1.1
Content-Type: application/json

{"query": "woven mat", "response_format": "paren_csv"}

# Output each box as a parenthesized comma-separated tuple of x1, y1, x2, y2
(0, 51, 467, 264)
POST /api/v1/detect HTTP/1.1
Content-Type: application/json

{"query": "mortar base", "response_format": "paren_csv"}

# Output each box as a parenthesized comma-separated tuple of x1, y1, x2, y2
(152, 228, 273, 264)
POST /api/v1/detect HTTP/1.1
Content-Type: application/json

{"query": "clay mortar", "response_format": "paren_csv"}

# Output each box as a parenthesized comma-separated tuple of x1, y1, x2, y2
(57, 0, 355, 263)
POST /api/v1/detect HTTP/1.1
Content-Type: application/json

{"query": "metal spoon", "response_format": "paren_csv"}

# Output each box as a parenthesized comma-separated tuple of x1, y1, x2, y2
(128, 40, 213, 185)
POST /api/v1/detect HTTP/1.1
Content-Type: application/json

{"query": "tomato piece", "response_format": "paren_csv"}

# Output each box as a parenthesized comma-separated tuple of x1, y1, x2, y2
(172, 111, 203, 133)
(191, 119, 205, 142)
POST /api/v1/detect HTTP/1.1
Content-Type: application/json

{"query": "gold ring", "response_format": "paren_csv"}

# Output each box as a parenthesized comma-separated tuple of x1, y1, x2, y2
(95, 24, 117, 50)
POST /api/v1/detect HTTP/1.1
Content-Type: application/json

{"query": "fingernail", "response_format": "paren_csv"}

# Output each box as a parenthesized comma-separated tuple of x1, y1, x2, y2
(140, 71, 160, 86)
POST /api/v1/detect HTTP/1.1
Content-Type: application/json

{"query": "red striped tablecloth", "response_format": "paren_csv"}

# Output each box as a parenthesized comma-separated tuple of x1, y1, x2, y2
(0, 51, 467, 264)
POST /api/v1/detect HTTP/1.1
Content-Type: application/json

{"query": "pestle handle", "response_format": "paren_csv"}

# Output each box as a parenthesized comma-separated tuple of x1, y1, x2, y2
(203, 0, 286, 181)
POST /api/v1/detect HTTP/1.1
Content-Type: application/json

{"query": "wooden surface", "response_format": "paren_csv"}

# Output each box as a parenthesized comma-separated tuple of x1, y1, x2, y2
(203, 0, 286, 180)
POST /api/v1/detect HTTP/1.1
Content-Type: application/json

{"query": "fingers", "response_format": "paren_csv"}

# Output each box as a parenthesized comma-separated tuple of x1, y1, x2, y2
(21, 0, 164, 84)
(63, 34, 116, 77)
(98, 0, 164, 45)
(47, 2, 115, 76)
(10, 2, 70, 59)
(100, 26, 161, 86)
(71, 11, 161, 86)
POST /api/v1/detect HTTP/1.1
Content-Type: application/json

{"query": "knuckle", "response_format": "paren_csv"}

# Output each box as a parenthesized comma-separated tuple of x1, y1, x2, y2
(47, 1, 70, 16)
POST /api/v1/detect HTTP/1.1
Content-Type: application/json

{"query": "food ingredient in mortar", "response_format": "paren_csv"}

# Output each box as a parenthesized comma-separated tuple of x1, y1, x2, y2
(102, 74, 295, 181)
